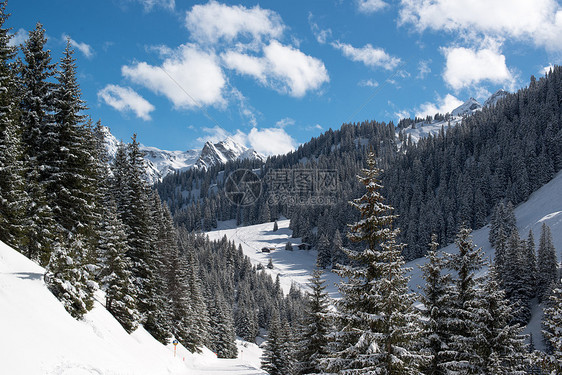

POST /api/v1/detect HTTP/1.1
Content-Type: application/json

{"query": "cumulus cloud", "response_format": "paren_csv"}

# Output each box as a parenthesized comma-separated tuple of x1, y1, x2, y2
(122, 44, 226, 109)
(414, 93, 463, 118)
(357, 0, 388, 14)
(332, 41, 401, 70)
(63, 34, 94, 58)
(98, 84, 155, 120)
(442, 46, 515, 90)
(247, 127, 297, 156)
(185, 1, 284, 44)
(222, 40, 329, 97)
(8, 28, 27, 47)
(196, 125, 297, 156)
(399, 0, 562, 51)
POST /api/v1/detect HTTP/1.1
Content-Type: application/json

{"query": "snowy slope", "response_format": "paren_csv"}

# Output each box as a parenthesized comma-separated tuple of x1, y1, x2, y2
(451, 97, 482, 117)
(207, 218, 341, 298)
(0, 240, 265, 374)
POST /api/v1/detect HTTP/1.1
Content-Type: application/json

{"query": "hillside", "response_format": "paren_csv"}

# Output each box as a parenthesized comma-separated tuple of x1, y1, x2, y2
(207, 168, 562, 349)
(0, 240, 265, 374)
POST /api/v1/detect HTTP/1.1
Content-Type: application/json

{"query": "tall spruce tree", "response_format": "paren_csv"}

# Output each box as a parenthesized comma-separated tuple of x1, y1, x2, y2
(0, 1, 26, 250)
(442, 226, 486, 374)
(323, 152, 423, 374)
(296, 268, 331, 374)
(536, 283, 562, 373)
(262, 309, 291, 375)
(419, 234, 453, 375)
(537, 223, 558, 302)
(19, 22, 57, 265)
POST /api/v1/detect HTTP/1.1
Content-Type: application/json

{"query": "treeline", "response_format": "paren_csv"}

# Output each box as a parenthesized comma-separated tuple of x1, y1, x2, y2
(0, 2, 306, 356)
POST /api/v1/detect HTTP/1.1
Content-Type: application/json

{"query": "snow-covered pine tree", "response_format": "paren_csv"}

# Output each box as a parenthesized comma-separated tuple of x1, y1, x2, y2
(0, 1, 26, 250)
(262, 309, 291, 375)
(45, 234, 97, 319)
(296, 268, 331, 375)
(19, 22, 57, 266)
(474, 266, 528, 374)
(316, 233, 331, 269)
(503, 230, 533, 324)
(536, 284, 562, 373)
(97, 198, 139, 333)
(273, 220, 279, 231)
(419, 234, 454, 375)
(331, 228, 346, 268)
(524, 229, 537, 298)
(234, 283, 258, 343)
(323, 151, 424, 374)
(442, 226, 486, 374)
(209, 291, 238, 358)
(49, 39, 99, 245)
(537, 223, 558, 301)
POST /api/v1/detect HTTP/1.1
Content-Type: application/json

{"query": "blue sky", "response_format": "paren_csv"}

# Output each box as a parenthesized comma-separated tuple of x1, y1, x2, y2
(7, 0, 561, 154)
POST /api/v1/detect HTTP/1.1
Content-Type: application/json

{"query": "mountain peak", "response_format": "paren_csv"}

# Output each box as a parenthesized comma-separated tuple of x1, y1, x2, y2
(451, 97, 482, 117)
(484, 89, 509, 107)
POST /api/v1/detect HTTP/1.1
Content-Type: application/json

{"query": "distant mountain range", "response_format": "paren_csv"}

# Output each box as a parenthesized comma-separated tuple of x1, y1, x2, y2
(99, 126, 265, 183)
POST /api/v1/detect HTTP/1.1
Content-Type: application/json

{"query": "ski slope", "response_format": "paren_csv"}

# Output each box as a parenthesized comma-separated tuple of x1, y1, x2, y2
(207, 219, 341, 298)
(0, 240, 265, 375)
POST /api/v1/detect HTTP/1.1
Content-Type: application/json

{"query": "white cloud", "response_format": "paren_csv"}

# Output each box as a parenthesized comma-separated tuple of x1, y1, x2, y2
(357, 0, 388, 14)
(308, 13, 332, 44)
(222, 40, 329, 97)
(414, 93, 463, 118)
(63, 34, 94, 59)
(248, 127, 297, 156)
(399, 0, 562, 51)
(133, 0, 174, 12)
(542, 64, 555, 75)
(98, 84, 155, 120)
(394, 109, 411, 121)
(417, 59, 431, 79)
(8, 28, 27, 47)
(122, 44, 226, 109)
(358, 79, 379, 87)
(442, 46, 515, 90)
(275, 117, 295, 128)
(196, 125, 297, 156)
(332, 41, 401, 70)
(185, 1, 284, 44)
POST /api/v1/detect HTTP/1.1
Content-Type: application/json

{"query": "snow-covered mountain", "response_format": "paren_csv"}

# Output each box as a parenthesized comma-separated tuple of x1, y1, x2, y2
(399, 90, 508, 145)
(483, 89, 509, 107)
(100, 127, 265, 183)
(451, 97, 482, 117)
(195, 137, 265, 170)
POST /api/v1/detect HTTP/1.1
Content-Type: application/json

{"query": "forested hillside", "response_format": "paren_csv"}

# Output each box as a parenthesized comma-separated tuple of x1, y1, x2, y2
(159, 68, 562, 262)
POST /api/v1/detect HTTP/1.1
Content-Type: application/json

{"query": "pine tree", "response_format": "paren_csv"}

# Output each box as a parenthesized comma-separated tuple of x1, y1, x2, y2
(273, 220, 279, 231)
(323, 152, 424, 374)
(442, 226, 486, 374)
(97, 199, 139, 333)
(474, 267, 528, 374)
(316, 233, 331, 269)
(331, 229, 346, 268)
(19, 22, 57, 266)
(262, 309, 291, 375)
(419, 234, 453, 375)
(45, 234, 97, 319)
(537, 223, 558, 302)
(296, 268, 331, 375)
(536, 284, 562, 373)
(209, 292, 238, 358)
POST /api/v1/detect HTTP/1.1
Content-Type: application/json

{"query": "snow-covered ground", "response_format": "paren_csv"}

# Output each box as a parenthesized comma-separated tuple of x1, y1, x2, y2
(0, 240, 265, 375)
(207, 218, 341, 298)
